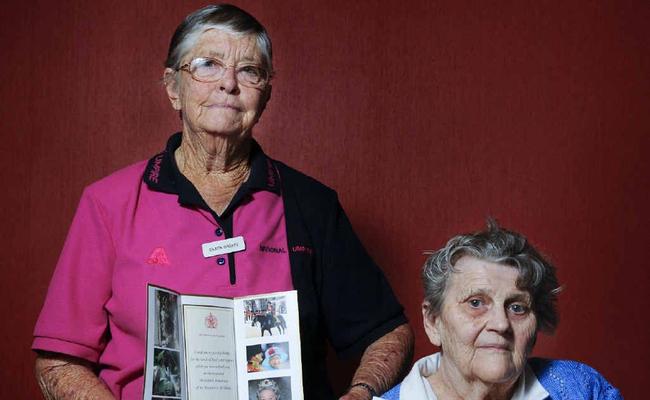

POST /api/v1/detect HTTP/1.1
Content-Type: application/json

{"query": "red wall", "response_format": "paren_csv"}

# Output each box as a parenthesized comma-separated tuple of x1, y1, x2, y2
(1, 1, 648, 397)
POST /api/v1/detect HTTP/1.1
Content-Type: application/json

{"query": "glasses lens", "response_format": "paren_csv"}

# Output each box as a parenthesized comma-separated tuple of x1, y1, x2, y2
(190, 58, 224, 81)
(187, 57, 268, 87)
(237, 66, 267, 87)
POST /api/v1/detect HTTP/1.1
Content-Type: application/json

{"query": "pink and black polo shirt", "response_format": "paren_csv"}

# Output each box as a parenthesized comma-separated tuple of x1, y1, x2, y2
(33, 133, 407, 399)
(33, 133, 294, 398)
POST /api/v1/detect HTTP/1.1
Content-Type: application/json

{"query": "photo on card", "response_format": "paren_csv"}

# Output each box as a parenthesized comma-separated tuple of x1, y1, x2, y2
(154, 289, 179, 349)
(152, 348, 182, 397)
(248, 377, 292, 400)
(246, 342, 291, 373)
(244, 296, 288, 338)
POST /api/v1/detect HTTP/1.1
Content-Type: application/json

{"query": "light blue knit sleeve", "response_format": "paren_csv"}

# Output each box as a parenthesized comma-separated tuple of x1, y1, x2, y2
(530, 358, 623, 400)
(380, 383, 401, 400)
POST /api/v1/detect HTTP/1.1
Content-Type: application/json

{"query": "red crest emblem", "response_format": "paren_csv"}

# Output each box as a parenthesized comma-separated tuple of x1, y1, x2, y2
(205, 312, 218, 329)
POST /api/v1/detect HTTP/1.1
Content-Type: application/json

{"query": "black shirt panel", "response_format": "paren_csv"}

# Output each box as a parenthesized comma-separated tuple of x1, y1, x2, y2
(275, 160, 408, 398)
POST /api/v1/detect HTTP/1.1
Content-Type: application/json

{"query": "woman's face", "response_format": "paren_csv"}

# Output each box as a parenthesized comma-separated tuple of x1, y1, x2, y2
(424, 256, 537, 385)
(165, 29, 270, 139)
(269, 354, 282, 368)
(258, 388, 277, 400)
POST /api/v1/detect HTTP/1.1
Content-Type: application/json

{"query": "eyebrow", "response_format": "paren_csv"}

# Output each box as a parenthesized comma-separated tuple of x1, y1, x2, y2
(506, 292, 532, 303)
(458, 288, 492, 301)
(458, 288, 531, 303)
(203, 50, 224, 58)
(203, 50, 258, 63)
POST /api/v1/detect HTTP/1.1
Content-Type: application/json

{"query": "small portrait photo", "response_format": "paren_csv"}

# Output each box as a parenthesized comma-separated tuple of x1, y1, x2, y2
(248, 377, 291, 400)
(152, 348, 182, 397)
(246, 342, 291, 373)
(244, 296, 288, 338)
(155, 289, 179, 349)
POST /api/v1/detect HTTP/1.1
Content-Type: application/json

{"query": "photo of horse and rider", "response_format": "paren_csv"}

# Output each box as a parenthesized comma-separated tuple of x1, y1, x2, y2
(244, 296, 288, 338)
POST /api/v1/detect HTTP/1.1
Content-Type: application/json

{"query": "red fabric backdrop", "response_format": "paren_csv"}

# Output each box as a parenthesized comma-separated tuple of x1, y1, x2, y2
(1, 0, 648, 397)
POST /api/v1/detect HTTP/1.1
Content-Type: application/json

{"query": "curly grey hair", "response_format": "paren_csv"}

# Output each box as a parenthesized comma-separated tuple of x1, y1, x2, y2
(423, 220, 561, 333)
(165, 4, 273, 74)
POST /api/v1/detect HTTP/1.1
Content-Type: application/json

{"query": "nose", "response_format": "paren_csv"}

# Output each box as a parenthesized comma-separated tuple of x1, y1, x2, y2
(486, 306, 511, 333)
(218, 66, 238, 93)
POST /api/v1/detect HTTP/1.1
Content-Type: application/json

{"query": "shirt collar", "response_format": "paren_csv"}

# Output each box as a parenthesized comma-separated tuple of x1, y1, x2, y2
(511, 364, 549, 400)
(397, 353, 549, 400)
(143, 132, 281, 211)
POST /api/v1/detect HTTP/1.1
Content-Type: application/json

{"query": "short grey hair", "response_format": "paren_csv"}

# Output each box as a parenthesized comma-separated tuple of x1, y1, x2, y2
(423, 220, 561, 333)
(165, 4, 273, 74)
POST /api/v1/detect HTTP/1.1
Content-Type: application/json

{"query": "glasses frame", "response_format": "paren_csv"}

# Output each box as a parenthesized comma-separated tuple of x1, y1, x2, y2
(176, 57, 271, 89)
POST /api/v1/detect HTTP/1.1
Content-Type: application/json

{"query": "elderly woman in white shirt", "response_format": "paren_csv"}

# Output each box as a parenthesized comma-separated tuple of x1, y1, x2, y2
(382, 221, 622, 400)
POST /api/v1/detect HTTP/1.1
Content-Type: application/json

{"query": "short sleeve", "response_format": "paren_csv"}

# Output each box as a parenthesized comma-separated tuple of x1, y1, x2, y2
(320, 199, 407, 357)
(33, 187, 115, 363)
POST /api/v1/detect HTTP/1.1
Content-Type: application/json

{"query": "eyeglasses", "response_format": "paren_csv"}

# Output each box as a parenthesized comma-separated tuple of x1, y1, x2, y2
(176, 57, 271, 88)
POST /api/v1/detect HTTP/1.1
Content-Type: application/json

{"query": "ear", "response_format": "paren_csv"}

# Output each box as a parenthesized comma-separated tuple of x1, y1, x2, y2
(163, 68, 182, 111)
(422, 302, 442, 347)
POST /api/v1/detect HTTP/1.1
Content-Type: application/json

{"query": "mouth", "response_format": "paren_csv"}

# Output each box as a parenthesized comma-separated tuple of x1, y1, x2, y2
(477, 344, 511, 351)
(206, 103, 241, 111)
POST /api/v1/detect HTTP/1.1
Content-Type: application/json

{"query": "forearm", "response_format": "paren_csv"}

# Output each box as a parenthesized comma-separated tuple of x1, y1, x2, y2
(35, 352, 115, 400)
(341, 323, 414, 400)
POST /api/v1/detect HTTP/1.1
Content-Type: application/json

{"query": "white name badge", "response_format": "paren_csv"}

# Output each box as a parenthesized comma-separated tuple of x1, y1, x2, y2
(201, 236, 246, 258)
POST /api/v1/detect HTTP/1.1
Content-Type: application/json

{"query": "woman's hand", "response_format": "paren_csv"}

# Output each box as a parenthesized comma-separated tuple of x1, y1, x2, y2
(340, 384, 375, 400)
(339, 324, 414, 400)
(339, 386, 372, 400)
(35, 352, 115, 400)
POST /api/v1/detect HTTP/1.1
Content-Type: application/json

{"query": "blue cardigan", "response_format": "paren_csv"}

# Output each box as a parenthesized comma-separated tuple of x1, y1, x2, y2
(382, 358, 622, 399)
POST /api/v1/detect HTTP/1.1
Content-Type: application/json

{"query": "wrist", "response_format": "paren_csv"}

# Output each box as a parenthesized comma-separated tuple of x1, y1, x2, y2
(348, 382, 377, 400)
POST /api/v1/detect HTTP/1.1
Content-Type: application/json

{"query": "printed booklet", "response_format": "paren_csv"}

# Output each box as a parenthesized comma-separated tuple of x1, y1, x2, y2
(143, 285, 303, 400)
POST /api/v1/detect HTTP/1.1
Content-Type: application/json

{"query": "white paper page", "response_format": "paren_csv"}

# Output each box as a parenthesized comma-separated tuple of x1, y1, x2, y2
(234, 290, 303, 400)
(182, 296, 237, 400)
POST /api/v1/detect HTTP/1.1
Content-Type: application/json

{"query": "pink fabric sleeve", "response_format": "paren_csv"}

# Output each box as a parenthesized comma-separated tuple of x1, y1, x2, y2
(33, 187, 115, 363)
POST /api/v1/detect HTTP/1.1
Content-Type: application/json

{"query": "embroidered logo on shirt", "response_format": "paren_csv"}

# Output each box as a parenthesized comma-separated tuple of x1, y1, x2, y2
(260, 244, 287, 254)
(146, 247, 170, 265)
(148, 154, 164, 183)
(290, 245, 313, 255)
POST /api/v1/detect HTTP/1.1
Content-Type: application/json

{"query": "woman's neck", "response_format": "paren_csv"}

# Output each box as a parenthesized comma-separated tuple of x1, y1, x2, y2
(427, 359, 517, 400)
(177, 130, 252, 175)
(175, 130, 252, 215)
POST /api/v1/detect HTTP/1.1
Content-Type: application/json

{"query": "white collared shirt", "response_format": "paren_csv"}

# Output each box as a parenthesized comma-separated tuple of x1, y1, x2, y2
(396, 353, 549, 399)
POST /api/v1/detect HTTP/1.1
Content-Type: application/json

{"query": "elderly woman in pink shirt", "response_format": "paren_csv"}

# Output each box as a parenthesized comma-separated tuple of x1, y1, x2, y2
(33, 4, 412, 400)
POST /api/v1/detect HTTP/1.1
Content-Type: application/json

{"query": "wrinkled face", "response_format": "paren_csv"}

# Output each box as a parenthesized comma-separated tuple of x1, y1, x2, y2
(258, 388, 277, 400)
(165, 29, 270, 138)
(424, 256, 537, 385)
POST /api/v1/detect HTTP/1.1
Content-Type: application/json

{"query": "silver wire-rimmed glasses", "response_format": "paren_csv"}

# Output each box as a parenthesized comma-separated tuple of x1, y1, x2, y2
(176, 57, 271, 88)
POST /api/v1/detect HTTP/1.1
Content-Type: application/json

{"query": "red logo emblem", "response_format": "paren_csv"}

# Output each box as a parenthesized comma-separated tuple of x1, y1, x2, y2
(146, 247, 170, 265)
(205, 312, 218, 329)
